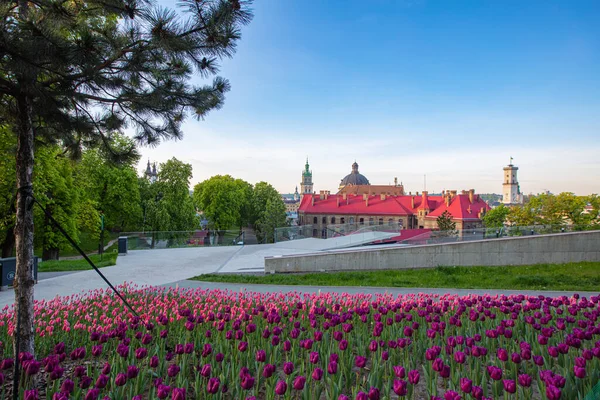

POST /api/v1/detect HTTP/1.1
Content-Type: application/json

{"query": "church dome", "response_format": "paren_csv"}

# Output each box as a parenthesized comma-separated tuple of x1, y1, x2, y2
(340, 161, 370, 186)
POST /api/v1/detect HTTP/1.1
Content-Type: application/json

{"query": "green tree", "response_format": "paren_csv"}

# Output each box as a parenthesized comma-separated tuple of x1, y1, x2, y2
(1, 0, 252, 355)
(252, 181, 288, 242)
(256, 199, 288, 243)
(436, 210, 457, 237)
(76, 137, 143, 232)
(0, 127, 16, 257)
(33, 147, 80, 260)
(141, 158, 197, 248)
(193, 175, 246, 238)
(482, 204, 510, 228)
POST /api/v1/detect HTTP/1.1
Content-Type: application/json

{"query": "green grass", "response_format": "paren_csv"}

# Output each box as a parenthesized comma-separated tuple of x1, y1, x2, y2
(192, 262, 600, 292)
(38, 251, 118, 272)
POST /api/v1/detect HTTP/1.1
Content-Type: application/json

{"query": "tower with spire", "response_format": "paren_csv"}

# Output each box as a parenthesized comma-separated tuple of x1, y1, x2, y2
(144, 159, 158, 183)
(300, 157, 313, 195)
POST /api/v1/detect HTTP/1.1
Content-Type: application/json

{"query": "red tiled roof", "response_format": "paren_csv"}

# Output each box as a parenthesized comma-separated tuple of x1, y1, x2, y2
(299, 193, 490, 220)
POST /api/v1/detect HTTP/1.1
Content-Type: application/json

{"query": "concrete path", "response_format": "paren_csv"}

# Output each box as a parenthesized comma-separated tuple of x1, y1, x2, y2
(162, 280, 597, 298)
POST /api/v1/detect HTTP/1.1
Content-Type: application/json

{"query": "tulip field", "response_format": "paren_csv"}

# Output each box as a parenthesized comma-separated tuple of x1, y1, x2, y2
(0, 284, 599, 399)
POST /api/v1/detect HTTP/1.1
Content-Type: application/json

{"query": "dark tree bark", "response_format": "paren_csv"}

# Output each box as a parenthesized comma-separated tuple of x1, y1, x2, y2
(14, 94, 36, 357)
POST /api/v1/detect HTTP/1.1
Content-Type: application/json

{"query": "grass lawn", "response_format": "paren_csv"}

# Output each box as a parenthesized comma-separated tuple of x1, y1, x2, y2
(39, 251, 118, 272)
(192, 262, 600, 292)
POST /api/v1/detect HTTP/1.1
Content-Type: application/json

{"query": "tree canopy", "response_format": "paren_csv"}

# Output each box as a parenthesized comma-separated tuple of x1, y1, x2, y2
(1, 0, 252, 356)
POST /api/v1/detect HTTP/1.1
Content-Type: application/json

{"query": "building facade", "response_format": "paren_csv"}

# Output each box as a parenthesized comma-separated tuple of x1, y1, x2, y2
(502, 158, 523, 205)
(298, 190, 490, 238)
(144, 160, 158, 183)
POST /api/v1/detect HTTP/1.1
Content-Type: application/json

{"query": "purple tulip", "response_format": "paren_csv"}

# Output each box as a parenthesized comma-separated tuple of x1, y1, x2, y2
(444, 391, 460, 400)
(150, 355, 159, 368)
(312, 367, 324, 381)
(338, 396, 350, 400)
(574, 366, 586, 379)
(200, 364, 211, 378)
(95, 374, 109, 389)
(339, 339, 348, 351)
(487, 365, 502, 381)
(460, 377, 472, 393)
(293, 376, 306, 391)
(240, 375, 255, 390)
(367, 387, 380, 400)
(454, 351, 466, 364)
(408, 369, 420, 385)
(310, 351, 319, 364)
(497, 348, 508, 362)
(135, 347, 148, 359)
(518, 374, 532, 387)
(546, 385, 561, 400)
(207, 378, 220, 394)
(503, 379, 516, 394)
(84, 389, 100, 400)
(356, 392, 368, 400)
(263, 363, 276, 378)
(255, 350, 266, 362)
(24, 390, 39, 400)
(167, 364, 180, 377)
(101, 362, 111, 375)
(61, 378, 75, 393)
(283, 361, 294, 375)
(92, 345, 103, 357)
(238, 341, 248, 352)
(115, 373, 127, 387)
(275, 380, 287, 395)
(157, 384, 171, 399)
(393, 365, 406, 378)
(127, 365, 139, 379)
(471, 386, 483, 400)
(328, 361, 338, 374)
(393, 379, 407, 396)
(172, 387, 186, 400)
(355, 356, 367, 368)
(80, 376, 93, 389)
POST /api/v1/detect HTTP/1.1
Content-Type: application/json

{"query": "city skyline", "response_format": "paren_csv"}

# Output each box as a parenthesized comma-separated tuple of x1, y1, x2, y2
(139, 0, 600, 196)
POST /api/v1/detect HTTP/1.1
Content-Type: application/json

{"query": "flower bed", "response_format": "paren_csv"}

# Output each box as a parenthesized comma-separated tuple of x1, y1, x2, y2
(0, 284, 599, 399)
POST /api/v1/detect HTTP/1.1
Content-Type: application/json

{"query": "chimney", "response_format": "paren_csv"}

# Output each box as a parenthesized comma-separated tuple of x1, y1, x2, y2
(468, 189, 474, 204)
(342, 193, 347, 200)
(380, 194, 386, 201)
(416, 191, 419, 196)
(311, 196, 314, 206)
(450, 190, 457, 197)
(364, 195, 369, 207)
(394, 177, 398, 186)
(411, 196, 415, 209)
(324, 190, 329, 200)
(319, 190, 325, 200)
(445, 193, 451, 207)
(337, 196, 340, 207)
(363, 193, 368, 201)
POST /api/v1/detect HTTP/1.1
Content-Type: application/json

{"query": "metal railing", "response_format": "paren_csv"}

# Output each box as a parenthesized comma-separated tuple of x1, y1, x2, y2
(399, 224, 600, 246)
(119, 230, 246, 250)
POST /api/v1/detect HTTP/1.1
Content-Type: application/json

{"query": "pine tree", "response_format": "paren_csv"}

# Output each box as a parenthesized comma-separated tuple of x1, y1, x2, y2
(0, 0, 252, 356)
(436, 210, 458, 237)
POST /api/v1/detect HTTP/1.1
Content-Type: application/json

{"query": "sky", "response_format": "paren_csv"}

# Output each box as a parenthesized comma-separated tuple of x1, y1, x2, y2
(141, 0, 600, 196)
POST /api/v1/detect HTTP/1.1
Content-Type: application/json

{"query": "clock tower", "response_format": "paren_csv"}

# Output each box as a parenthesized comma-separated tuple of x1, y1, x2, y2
(301, 158, 313, 195)
(502, 158, 523, 205)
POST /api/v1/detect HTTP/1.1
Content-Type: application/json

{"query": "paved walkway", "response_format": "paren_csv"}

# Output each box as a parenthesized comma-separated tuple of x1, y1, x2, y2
(0, 241, 595, 308)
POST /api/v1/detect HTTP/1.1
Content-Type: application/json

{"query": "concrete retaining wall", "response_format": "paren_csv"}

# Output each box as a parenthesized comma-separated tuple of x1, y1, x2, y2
(264, 230, 600, 273)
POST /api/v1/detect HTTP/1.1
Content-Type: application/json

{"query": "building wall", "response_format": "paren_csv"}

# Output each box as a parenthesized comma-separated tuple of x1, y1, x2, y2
(265, 230, 600, 273)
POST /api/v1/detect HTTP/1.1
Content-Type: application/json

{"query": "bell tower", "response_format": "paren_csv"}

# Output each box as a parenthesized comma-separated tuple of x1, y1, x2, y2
(502, 157, 522, 205)
(301, 157, 313, 195)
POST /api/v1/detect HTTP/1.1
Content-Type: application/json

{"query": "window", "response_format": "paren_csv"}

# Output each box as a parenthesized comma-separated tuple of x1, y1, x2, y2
(341, 217, 345, 224)
(378, 218, 383, 225)
(359, 218, 364, 225)
(312, 229, 318, 237)
(369, 218, 374, 225)
(349, 217, 354, 224)
(388, 218, 394, 226)
(331, 217, 336, 224)
(313, 217, 317, 224)
(322, 216, 327, 224)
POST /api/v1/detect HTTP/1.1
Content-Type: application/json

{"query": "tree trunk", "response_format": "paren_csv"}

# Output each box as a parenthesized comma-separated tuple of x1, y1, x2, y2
(42, 248, 59, 261)
(14, 94, 36, 357)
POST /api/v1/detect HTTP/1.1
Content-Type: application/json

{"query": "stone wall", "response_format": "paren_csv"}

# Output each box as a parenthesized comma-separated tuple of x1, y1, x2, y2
(265, 230, 600, 273)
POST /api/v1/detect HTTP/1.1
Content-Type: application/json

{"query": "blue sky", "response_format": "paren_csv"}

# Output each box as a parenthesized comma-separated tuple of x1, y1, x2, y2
(142, 0, 600, 195)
